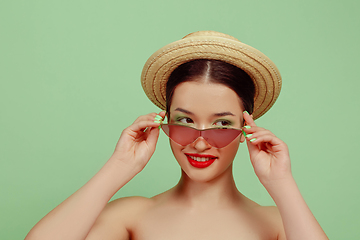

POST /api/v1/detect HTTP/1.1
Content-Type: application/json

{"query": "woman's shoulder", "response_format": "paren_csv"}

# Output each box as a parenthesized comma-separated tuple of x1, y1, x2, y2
(251, 204, 285, 238)
(239, 197, 285, 238)
(245, 200, 282, 223)
(256, 205, 282, 222)
(241, 196, 281, 219)
(86, 196, 156, 239)
(103, 196, 156, 219)
(95, 189, 173, 225)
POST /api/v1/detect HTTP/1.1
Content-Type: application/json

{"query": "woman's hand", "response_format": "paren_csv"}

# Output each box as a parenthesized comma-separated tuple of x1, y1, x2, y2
(110, 111, 166, 173)
(242, 111, 292, 187)
(24, 112, 166, 240)
(243, 111, 329, 240)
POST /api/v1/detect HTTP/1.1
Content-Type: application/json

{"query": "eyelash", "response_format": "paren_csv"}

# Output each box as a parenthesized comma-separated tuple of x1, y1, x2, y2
(214, 120, 232, 127)
(175, 117, 232, 127)
(176, 117, 194, 124)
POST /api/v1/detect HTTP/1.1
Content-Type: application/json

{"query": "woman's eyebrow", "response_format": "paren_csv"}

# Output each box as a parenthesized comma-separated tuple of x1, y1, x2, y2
(174, 108, 235, 117)
(213, 111, 235, 117)
(174, 108, 194, 115)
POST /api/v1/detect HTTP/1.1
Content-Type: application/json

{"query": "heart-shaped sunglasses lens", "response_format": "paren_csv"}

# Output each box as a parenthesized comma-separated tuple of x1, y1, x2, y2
(161, 124, 242, 148)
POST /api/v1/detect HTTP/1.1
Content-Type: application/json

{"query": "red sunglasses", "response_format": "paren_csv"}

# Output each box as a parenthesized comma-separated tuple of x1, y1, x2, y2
(161, 124, 243, 148)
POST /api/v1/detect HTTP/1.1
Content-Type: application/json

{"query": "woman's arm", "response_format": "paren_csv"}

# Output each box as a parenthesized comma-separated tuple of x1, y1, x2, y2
(242, 111, 328, 240)
(25, 112, 165, 240)
(266, 176, 326, 240)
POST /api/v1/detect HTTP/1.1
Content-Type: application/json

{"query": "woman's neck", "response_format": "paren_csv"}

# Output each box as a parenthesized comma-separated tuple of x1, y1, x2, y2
(172, 164, 243, 210)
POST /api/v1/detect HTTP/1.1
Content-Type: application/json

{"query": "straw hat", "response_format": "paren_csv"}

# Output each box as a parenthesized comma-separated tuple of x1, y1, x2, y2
(141, 31, 282, 119)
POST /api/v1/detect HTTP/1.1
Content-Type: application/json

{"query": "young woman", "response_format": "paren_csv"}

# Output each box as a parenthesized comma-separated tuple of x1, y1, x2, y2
(25, 31, 328, 240)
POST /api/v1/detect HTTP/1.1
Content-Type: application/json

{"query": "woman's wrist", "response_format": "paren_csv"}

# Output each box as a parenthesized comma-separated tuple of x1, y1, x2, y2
(89, 157, 141, 199)
(107, 154, 145, 175)
(261, 174, 297, 200)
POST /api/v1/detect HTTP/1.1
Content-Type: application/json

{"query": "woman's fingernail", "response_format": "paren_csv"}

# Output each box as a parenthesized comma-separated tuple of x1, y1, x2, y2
(154, 115, 162, 120)
(249, 138, 257, 142)
(154, 120, 161, 124)
(246, 134, 253, 138)
(243, 125, 251, 129)
(242, 130, 247, 137)
(243, 111, 249, 115)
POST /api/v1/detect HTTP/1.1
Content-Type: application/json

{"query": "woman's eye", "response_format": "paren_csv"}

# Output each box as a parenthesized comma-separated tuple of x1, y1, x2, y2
(214, 120, 231, 127)
(177, 117, 194, 124)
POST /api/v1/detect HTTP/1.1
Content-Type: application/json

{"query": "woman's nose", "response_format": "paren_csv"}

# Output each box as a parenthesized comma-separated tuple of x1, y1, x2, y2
(191, 137, 212, 151)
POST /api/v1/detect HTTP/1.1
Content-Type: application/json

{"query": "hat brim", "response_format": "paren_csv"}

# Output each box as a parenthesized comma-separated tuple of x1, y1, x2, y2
(141, 32, 282, 120)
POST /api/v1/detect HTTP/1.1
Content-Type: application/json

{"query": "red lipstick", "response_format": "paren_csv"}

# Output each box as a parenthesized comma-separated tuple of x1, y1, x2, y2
(185, 153, 217, 168)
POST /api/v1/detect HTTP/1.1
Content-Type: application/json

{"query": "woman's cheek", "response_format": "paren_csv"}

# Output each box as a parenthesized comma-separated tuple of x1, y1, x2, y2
(169, 140, 186, 166)
(219, 138, 241, 164)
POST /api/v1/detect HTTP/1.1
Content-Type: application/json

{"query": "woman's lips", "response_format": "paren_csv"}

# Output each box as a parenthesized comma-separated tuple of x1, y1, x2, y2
(185, 153, 217, 168)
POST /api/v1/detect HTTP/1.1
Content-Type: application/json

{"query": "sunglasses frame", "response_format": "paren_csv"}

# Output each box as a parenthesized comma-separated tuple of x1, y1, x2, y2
(160, 123, 244, 148)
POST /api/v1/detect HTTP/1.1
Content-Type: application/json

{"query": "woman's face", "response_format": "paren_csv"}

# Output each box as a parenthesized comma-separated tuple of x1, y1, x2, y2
(168, 80, 245, 182)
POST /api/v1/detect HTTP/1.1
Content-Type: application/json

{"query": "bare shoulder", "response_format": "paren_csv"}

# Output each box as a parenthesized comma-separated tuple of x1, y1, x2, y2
(99, 196, 156, 225)
(256, 205, 281, 219)
(86, 196, 155, 240)
(105, 196, 155, 217)
(253, 205, 286, 239)
(239, 196, 285, 239)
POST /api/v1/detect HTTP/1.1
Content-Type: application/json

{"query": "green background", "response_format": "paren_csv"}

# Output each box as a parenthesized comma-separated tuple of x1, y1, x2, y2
(1, 0, 359, 239)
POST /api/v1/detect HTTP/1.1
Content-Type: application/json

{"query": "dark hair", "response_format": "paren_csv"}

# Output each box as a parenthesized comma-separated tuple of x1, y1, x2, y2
(166, 59, 255, 118)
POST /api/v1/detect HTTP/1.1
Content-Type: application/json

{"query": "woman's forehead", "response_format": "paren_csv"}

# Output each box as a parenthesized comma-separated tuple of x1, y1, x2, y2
(170, 81, 244, 116)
